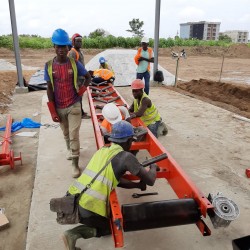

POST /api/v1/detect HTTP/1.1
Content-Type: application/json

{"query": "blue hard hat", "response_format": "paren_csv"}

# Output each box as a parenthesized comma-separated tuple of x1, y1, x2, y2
(109, 121, 135, 143)
(51, 28, 71, 46)
(99, 57, 106, 64)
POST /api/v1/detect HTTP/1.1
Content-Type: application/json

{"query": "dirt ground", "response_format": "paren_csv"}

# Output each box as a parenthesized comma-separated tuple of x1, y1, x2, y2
(0, 46, 250, 250)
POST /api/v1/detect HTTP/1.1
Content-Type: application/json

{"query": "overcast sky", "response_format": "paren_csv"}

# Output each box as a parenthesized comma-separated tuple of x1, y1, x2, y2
(1, 0, 250, 39)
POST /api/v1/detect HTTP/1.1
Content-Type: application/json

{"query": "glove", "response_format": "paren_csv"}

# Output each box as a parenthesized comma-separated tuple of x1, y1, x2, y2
(78, 86, 87, 96)
(47, 101, 60, 123)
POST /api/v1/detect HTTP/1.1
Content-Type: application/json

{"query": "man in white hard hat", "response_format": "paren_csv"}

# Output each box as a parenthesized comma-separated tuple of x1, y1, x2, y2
(134, 37, 154, 95)
(100, 103, 130, 142)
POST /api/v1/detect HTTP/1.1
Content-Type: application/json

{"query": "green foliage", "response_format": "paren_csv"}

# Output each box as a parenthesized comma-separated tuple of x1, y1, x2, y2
(0, 34, 235, 49)
(219, 34, 232, 43)
(126, 18, 144, 37)
(88, 28, 105, 39)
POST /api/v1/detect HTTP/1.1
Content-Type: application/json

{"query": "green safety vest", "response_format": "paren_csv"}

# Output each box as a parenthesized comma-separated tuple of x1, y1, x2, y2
(134, 92, 161, 126)
(68, 143, 123, 217)
(47, 57, 78, 91)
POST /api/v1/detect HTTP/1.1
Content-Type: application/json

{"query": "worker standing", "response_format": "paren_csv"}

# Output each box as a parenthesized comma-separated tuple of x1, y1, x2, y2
(62, 120, 157, 250)
(129, 79, 162, 138)
(68, 33, 91, 119)
(134, 37, 154, 95)
(44, 28, 91, 178)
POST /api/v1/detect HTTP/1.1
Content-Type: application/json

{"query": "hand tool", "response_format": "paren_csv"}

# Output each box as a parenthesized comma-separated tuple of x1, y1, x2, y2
(132, 192, 158, 198)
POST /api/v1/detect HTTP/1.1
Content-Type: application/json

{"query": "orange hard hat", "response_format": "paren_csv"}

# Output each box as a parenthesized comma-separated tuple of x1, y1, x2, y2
(131, 79, 145, 90)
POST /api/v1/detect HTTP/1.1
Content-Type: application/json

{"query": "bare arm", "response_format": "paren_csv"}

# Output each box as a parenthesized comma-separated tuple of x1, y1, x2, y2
(130, 97, 151, 118)
(136, 164, 157, 186)
(83, 72, 91, 87)
(118, 178, 146, 190)
(47, 82, 54, 102)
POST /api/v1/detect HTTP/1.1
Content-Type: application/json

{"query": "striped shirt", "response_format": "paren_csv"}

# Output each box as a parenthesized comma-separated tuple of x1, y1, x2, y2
(44, 58, 87, 108)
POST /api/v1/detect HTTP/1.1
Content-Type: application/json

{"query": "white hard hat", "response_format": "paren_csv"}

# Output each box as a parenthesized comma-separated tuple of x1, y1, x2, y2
(102, 103, 122, 124)
(141, 37, 149, 43)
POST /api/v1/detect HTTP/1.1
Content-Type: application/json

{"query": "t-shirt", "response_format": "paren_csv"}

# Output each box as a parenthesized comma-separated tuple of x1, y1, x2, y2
(137, 49, 154, 73)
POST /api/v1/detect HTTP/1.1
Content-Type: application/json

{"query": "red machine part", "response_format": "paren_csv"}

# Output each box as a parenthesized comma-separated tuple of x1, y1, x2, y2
(86, 84, 213, 247)
(246, 169, 250, 178)
(0, 114, 22, 168)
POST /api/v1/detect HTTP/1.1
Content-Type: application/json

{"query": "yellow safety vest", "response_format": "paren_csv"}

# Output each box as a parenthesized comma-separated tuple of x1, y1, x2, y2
(68, 143, 123, 217)
(134, 92, 161, 126)
(47, 57, 78, 91)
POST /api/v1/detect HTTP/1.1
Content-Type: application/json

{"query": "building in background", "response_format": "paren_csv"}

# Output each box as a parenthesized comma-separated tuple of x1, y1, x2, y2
(220, 30, 249, 43)
(180, 21, 221, 40)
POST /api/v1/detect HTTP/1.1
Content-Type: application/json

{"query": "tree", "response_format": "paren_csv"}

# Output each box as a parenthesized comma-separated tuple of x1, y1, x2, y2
(126, 18, 144, 37)
(88, 28, 106, 39)
(219, 34, 232, 43)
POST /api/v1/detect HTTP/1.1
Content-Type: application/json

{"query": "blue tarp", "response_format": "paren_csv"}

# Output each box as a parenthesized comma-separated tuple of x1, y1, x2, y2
(0, 118, 41, 132)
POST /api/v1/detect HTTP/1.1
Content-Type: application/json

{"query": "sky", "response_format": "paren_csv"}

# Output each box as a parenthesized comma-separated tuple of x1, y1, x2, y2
(0, 0, 250, 39)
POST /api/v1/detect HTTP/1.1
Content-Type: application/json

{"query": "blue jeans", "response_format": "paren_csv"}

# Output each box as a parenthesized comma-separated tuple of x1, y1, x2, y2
(136, 71, 150, 95)
(147, 120, 161, 138)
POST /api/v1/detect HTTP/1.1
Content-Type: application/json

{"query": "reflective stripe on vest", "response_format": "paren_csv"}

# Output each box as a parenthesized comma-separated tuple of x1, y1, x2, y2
(47, 57, 78, 91)
(68, 143, 123, 217)
(134, 92, 161, 126)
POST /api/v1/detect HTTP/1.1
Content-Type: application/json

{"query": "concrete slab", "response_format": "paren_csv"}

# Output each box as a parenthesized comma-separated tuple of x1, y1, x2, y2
(26, 87, 250, 250)
(85, 49, 175, 86)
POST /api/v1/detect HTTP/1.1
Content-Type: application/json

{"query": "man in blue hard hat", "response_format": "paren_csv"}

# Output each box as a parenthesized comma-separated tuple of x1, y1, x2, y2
(62, 120, 157, 250)
(99, 56, 114, 74)
(44, 28, 91, 178)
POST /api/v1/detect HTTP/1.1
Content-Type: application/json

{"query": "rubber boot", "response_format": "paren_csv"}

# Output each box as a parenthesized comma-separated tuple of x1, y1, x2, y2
(65, 139, 72, 160)
(71, 157, 81, 178)
(62, 225, 97, 250)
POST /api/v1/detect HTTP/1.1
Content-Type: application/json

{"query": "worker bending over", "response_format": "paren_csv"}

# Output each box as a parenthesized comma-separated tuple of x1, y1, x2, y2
(89, 69, 115, 84)
(62, 121, 157, 250)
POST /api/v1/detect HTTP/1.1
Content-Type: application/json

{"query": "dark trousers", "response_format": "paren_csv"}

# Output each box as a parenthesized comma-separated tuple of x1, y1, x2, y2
(79, 206, 111, 237)
(136, 71, 150, 95)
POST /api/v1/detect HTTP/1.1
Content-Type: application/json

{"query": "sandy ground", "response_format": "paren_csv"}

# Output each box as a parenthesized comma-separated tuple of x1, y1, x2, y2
(0, 47, 250, 250)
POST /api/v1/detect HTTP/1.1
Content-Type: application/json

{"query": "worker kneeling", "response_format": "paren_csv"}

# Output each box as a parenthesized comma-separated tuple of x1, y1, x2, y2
(129, 79, 167, 138)
(62, 120, 157, 250)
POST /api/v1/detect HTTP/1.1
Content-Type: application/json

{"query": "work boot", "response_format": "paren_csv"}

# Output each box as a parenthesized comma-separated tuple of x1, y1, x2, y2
(71, 157, 81, 178)
(65, 139, 72, 160)
(157, 122, 168, 137)
(62, 225, 97, 250)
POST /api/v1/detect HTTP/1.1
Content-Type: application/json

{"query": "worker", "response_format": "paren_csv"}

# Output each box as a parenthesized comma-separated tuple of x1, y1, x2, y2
(99, 56, 114, 73)
(68, 33, 90, 119)
(129, 79, 162, 138)
(62, 120, 157, 250)
(100, 103, 130, 135)
(89, 69, 115, 84)
(44, 28, 91, 178)
(134, 37, 154, 95)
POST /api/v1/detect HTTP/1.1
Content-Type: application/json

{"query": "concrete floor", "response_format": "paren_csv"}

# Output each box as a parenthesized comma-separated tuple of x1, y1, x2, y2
(25, 88, 250, 250)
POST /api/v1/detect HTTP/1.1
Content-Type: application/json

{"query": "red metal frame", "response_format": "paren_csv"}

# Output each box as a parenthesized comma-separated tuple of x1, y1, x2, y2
(87, 84, 214, 247)
(0, 114, 22, 168)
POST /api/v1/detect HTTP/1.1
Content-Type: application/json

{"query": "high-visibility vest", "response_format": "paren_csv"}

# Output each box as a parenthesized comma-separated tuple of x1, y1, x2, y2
(68, 143, 123, 217)
(133, 92, 161, 126)
(68, 48, 80, 61)
(93, 69, 114, 80)
(47, 57, 78, 92)
(134, 47, 153, 71)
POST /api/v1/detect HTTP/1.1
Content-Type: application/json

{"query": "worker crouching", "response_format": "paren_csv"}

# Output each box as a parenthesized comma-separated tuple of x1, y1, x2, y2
(62, 120, 157, 250)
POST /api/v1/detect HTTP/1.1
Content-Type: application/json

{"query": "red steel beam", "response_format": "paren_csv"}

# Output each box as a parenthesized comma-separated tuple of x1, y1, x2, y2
(87, 83, 213, 247)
